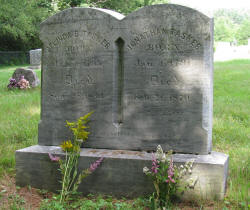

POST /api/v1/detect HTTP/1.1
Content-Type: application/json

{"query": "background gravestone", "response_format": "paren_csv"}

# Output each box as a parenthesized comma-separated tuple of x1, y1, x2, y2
(39, 5, 213, 154)
(12, 67, 40, 87)
(29, 49, 42, 69)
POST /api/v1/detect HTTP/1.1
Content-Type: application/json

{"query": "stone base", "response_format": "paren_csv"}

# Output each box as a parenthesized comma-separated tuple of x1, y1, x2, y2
(16, 145, 228, 200)
(28, 65, 41, 70)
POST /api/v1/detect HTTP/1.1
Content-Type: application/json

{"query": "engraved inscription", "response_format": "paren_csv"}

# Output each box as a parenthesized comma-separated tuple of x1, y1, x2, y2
(127, 27, 202, 50)
(49, 92, 104, 101)
(150, 75, 179, 86)
(127, 94, 190, 104)
(65, 74, 95, 87)
(46, 30, 110, 50)
(135, 58, 190, 68)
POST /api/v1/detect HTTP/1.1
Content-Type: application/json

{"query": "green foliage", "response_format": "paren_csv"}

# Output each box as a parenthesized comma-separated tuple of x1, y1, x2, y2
(0, 0, 53, 50)
(8, 194, 26, 210)
(84, 0, 169, 15)
(213, 59, 250, 208)
(57, 0, 82, 11)
(52, 112, 103, 205)
(66, 111, 93, 141)
(40, 195, 149, 209)
(40, 197, 66, 210)
(213, 9, 249, 25)
(0, 0, 169, 50)
(214, 16, 235, 42)
(56, 0, 169, 14)
(214, 9, 250, 45)
(57, 112, 94, 203)
(236, 19, 250, 45)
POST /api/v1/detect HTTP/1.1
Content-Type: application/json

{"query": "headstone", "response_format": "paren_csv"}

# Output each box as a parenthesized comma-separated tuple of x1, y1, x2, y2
(29, 49, 42, 69)
(16, 5, 228, 200)
(12, 67, 40, 87)
(38, 5, 213, 155)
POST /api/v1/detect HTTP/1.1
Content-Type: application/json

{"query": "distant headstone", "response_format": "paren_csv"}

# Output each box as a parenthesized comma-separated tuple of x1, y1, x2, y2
(39, 5, 213, 155)
(12, 68, 40, 87)
(29, 49, 42, 69)
(16, 5, 228, 200)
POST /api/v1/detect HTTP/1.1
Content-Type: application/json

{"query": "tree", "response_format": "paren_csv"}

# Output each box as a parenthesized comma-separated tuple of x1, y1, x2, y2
(56, 0, 169, 14)
(57, 0, 82, 10)
(85, 0, 169, 14)
(213, 8, 250, 45)
(0, 0, 53, 51)
(214, 16, 235, 42)
(236, 19, 250, 45)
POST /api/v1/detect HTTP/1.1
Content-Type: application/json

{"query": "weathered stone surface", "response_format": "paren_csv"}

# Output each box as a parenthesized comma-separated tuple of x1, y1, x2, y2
(16, 145, 229, 200)
(39, 5, 213, 154)
(12, 67, 40, 87)
(29, 49, 42, 69)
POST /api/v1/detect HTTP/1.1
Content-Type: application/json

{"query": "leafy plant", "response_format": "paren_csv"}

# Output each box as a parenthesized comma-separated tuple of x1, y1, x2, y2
(48, 112, 104, 204)
(143, 145, 194, 209)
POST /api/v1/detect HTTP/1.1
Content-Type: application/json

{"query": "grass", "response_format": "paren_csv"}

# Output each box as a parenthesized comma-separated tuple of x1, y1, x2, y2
(213, 59, 250, 209)
(0, 65, 40, 175)
(0, 60, 249, 209)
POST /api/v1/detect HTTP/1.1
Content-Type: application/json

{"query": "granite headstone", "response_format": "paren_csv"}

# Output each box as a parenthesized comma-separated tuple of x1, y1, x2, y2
(16, 5, 228, 200)
(39, 5, 213, 154)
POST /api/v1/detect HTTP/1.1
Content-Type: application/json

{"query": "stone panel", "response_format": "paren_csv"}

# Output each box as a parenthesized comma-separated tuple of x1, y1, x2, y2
(39, 5, 213, 154)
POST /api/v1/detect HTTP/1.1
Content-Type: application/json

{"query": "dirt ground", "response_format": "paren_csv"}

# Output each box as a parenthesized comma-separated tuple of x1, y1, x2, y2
(0, 174, 49, 210)
(0, 174, 217, 210)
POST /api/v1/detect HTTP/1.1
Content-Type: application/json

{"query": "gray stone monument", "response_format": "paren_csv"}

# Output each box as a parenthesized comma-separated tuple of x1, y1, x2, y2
(16, 5, 228, 200)
(12, 67, 40, 87)
(29, 49, 42, 69)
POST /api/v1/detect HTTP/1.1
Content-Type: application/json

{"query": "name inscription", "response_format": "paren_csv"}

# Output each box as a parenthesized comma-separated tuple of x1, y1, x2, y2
(46, 30, 110, 50)
(127, 27, 202, 50)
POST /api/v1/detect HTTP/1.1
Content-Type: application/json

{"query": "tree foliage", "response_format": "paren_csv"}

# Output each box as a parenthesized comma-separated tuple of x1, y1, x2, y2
(57, 0, 82, 11)
(0, 0, 53, 51)
(83, 0, 169, 15)
(0, 0, 169, 51)
(56, 0, 169, 14)
(214, 9, 250, 45)
(214, 16, 235, 42)
(2, 1, 250, 51)
(236, 19, 250, 45)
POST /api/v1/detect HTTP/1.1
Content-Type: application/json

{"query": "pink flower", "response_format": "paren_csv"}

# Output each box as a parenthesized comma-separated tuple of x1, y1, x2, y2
(18, 77, 30, 89)
(166, 157, 175, 183)
(151, 153, 159, 174)
(89, 157, 104, 172)
(48, 153, 60, 162)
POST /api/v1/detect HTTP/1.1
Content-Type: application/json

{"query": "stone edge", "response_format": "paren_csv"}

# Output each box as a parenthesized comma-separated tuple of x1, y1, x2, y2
(16, 145, 229, 200)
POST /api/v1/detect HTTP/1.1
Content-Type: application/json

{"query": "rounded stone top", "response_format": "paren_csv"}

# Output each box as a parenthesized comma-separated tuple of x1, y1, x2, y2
(40, 4, 210, 27)
(40, 7, 124, 27)
(124, 4, 211, 22)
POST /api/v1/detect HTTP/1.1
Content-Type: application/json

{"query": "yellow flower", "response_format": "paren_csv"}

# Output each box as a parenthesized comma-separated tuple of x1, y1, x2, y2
(60, 140, 73, 152)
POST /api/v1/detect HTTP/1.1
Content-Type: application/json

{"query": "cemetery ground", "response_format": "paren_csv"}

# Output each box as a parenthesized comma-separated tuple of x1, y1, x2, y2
(0, 60, 249, 209)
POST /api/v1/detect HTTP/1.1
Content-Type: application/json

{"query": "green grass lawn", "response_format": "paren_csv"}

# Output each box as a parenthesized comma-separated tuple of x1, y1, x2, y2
(0, 60, 249, 209)
(213, 60, 250, 209)
(0, 65, 41, 175)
